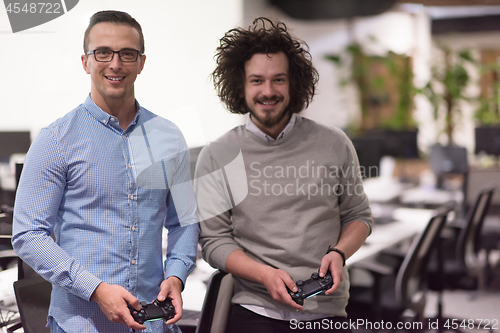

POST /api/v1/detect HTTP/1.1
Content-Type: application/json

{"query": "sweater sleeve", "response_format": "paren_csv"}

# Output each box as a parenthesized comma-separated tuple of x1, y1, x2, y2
(195, 144, 243, 270)
(337, 135, 373, 234)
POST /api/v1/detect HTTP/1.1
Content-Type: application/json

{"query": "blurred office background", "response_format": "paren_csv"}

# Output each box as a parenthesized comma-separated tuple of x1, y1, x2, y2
(1, 0, 500, 332)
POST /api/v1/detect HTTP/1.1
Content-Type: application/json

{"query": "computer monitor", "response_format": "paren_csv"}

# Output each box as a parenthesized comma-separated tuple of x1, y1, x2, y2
(365, 129, 419, 159)
(189, 146, 204, 181)
(350, 137, 382, 178)
(475, 126, 500, 156)
(0, 131, 31, 162)
(429, 144, 468, 175)
(429, 144, 469, 213)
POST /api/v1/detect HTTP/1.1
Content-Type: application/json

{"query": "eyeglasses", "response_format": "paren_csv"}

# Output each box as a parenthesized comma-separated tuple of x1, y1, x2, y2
(86, 48, 142, 62)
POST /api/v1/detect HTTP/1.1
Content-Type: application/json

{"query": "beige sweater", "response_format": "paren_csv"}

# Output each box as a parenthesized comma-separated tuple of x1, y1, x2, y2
(196, 116, 372, 317)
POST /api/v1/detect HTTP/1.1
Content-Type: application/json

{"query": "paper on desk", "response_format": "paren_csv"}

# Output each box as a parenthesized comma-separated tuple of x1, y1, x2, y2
(0, 267, 17, 306)
(363, 177, 403, 203)
(392, 207, 433, 223)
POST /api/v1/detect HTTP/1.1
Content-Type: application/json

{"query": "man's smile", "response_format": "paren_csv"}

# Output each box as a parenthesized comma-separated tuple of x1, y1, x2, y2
(105, 75, 125, 81)
(258, 100, 278, 105)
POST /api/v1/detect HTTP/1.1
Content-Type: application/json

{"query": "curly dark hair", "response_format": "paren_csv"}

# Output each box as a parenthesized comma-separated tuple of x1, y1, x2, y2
(211, 17, 319, 115)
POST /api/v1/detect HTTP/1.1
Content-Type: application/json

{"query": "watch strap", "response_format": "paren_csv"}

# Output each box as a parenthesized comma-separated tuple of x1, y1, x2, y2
(327, 246, 346, 266)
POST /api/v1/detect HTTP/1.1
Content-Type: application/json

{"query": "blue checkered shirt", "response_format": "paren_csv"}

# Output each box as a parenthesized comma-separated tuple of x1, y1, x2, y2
(12, 95, 200, 332)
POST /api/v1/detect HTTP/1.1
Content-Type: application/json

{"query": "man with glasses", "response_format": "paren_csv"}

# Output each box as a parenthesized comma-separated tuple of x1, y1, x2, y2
(12, 10, 199, 333)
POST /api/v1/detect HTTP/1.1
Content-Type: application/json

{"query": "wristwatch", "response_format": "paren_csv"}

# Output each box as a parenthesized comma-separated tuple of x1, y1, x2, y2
(326, 246, 346, 266)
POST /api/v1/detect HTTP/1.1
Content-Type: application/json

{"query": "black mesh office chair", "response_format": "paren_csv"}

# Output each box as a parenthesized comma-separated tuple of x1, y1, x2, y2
(454, 185, 496, 288)
(426, 185, 497, 332)
(347, 202, 455, 326)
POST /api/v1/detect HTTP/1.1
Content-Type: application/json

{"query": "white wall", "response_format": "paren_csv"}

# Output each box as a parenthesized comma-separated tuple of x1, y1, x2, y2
(0, 0, 245, 147)
(2, 1, 496, 154)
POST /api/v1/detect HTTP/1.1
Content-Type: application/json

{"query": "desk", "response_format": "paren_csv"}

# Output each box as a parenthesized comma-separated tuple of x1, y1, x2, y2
(347, 208, 433, 266)
(362, 177, 406, 203)
(0, 267, 19, 328)
(399, 187, 462, 208)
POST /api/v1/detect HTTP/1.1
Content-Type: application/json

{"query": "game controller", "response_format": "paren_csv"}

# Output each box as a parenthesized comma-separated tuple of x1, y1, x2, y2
(128, 298, 176, 324)
(288, 271, 333, 305)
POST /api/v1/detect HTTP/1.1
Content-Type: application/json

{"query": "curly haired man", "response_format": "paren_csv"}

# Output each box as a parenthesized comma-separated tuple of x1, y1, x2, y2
(196, 18, 372, 333)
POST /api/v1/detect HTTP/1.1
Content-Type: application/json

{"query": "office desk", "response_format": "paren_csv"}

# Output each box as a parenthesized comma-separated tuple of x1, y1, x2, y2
(0, 267, 19, 328)
(363, 177, 406, 203)
(399, 187, 462, 208)
(347, 208, 433, 266)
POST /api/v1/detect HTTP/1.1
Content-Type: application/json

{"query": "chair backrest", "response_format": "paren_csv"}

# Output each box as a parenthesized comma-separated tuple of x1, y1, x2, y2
(429, 145, 469, 212)
(456, 185, 497, 274)
(0, 235, 16, 271)
(13, 275, 51, 333)
(395, 201, 455, 311)
(189, 146, 204, 182)
(196, 270, 234, 333)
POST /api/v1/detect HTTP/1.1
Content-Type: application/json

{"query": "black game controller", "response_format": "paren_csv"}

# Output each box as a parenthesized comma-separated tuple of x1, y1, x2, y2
(288, 271, 333, 305)
(128, 298, 176, 324)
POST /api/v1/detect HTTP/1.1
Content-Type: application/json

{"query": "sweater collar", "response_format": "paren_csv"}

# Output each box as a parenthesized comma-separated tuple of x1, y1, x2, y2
(246, 113, 297, 142)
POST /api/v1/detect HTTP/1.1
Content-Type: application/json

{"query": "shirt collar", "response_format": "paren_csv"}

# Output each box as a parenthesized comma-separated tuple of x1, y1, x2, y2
(246, 113, 297, 142)
(83, 94, 142, 129)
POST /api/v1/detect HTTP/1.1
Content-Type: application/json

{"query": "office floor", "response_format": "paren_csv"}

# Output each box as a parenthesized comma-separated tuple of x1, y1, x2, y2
(424, 289, 500, 333)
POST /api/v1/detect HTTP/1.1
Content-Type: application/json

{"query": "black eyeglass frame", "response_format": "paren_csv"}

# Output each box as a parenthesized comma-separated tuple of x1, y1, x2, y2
(86, 48, 143, 63)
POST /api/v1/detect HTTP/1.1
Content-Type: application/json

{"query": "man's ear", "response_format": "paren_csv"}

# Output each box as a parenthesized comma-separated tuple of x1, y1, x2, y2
(137, 54, 146, 74)
(81, 54, 90, 74)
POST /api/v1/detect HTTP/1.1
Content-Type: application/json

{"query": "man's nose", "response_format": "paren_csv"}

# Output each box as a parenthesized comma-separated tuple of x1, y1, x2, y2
(108, 53, 123, 70)
(262, 81, 275, 97)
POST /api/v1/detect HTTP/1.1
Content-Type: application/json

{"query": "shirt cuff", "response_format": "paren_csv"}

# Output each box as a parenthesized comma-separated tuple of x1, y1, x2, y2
(71, 270, 103, 301)
(164, 260, 195, 290)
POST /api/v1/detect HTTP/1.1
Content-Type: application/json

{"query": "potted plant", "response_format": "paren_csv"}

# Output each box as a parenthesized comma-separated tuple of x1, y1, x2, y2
(421, 45, 476, 146)
(474, 49, 500, 157)
(325, 42, 419, 159)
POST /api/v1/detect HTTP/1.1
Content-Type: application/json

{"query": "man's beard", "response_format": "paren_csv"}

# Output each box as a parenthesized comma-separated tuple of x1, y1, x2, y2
(246, 100, 290, 128)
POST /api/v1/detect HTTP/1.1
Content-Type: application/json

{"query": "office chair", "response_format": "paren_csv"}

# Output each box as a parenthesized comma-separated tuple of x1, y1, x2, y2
(189, 146, 204, 182)
(195, 270, 234, 333)
(0, 235, 16, 271)
(347, 202, 455, 327)
(10, 243, 51, 333)
(426, 186, 497, 332)
(453, 185, 496, 289)
(429, 144, 469, 213)
(12, 275, 51, 333)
